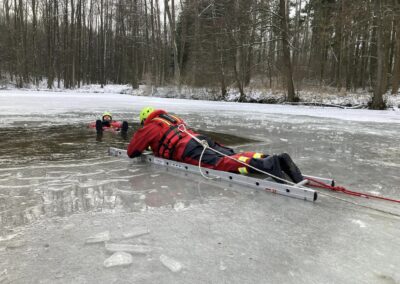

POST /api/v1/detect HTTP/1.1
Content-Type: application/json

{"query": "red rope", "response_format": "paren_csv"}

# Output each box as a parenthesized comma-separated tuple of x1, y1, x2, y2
(306, 177, 400, 204)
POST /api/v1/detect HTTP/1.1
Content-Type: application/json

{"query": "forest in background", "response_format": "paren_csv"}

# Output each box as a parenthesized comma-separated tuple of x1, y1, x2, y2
(0, 0, 399, 109)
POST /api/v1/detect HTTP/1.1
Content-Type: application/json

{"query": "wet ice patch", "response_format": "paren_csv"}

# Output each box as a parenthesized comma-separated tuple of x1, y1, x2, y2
(374, 270, 400, 284)
(78, 179, 130, 188)
(121, 227, 150, 239)
(105, 243, 151, 254)
(116, 189, 135, 195)
(351, 219, 367, 228)
(5, 239, 26, 249)
(76, 170, 105, 177)
(44, 185, 72, 193)
(0, 173, 12, 178)
(128, 168, 144, 173)
(62, 223, 75, 230)
(85, 231, 110, 244)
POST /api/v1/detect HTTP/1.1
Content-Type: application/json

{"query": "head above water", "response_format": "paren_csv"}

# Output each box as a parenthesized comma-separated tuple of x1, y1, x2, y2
(102, 111, 112, 122)
(139, 106, 155, 125)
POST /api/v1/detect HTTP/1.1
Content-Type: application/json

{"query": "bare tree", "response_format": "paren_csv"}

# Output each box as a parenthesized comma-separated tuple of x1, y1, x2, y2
(392, 2, 400, 95)
(0, 0, 399, 105)
(279, 0, 296, 101)
(371, 0, 386, 109)
(165, 0, 180, 84)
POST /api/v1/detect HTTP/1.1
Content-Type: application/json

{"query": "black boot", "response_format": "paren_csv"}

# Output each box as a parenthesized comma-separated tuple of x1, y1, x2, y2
(95, 120, 103, 133)
(278, 153, 303, 183)
(121, 121, 129, 133)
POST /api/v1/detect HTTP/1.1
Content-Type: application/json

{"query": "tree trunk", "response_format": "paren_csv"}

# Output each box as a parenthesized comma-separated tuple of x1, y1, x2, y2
(279, 0, 296, 102)
(31, 0, 38, 85)
(165, 0, 181, 84)
(77, 0, 82, 87)
(150, 0, 156, 83)
(371, 0, 386, 109)
(100, 0, 105, 87)
(392, 13, 400, 94)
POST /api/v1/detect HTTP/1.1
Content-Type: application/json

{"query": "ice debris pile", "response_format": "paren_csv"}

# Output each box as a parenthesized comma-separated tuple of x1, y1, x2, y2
(84, 226, 183, 272)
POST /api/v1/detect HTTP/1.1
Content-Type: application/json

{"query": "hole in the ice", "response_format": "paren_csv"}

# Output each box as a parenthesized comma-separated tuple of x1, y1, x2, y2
(206, 171, 209, 174)
(286, 189, 290, 193)
(229, 176, 233, 180)
(256, 182, 259, 186)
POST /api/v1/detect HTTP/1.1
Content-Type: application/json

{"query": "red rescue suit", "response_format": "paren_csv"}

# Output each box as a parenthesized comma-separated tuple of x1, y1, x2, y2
(127, 110, 264, 174)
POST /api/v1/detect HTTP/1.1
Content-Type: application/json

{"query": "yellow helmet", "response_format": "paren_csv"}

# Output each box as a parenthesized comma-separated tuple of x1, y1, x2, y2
(139, 107, 155, 125)
(102, 111, 112, 121)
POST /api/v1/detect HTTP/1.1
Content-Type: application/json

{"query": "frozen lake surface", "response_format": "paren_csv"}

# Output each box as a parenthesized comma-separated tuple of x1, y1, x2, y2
(0, 90, 400, 283)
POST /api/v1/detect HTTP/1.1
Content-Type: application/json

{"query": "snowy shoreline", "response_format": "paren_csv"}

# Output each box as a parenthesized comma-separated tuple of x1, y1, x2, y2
(1, 88, 400, 126)
(2, 83, 400, 109)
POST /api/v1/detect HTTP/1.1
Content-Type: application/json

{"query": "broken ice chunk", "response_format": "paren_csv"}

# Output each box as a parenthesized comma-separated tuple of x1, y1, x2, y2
(159, 254, 183, 272)
(6, 240, 26, 249)
(0, 269, 8, 283)
(105, 243, 152, 254)
(122, 227, 150, 239)
(0, 274, 8, 283)
(219, 260, 227, 271)
(173, 202, 186, 212)
(0, 233, 20, 242)
(62, 223, 75, 230)
(103, 252, 133, 268)
(85, 231, 110, 244)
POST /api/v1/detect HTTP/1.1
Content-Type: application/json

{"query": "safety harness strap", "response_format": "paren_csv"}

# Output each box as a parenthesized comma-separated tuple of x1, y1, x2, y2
(158, 125, 182, 159)
(153, 113, 185, 159)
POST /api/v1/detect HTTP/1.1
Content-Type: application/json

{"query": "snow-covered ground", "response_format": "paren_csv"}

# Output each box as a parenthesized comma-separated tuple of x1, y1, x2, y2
(0, 89, 399, 283)
(2, 82, 400, 108)
(1, 89, 400, 127)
